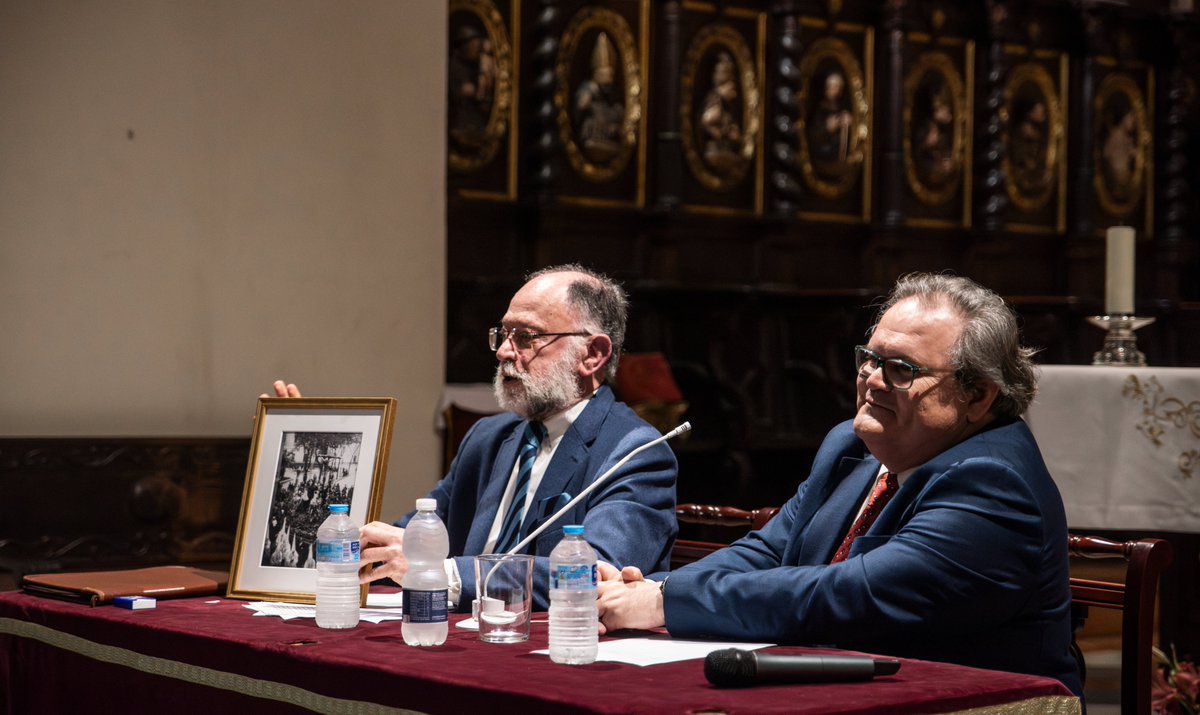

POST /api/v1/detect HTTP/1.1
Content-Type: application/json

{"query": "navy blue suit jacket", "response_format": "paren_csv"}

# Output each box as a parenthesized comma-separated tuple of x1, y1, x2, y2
(398, 384, 678, 611)
(662, 418, 1082, 698)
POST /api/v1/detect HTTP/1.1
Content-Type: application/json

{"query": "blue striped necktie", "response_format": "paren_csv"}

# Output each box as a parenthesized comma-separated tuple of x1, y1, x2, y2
(493, 421, 545, 554)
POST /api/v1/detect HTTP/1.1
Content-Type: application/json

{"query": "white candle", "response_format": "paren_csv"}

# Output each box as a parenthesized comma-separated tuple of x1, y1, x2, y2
(1105, 226, 1135, 316)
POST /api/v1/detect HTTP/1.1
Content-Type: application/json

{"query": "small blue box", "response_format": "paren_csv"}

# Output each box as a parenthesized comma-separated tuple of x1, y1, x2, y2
(114, 596, 156, 610)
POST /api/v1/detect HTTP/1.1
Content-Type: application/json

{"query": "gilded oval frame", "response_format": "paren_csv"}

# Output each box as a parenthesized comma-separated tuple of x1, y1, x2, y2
(902, 51, 967, 206)
(555, 7, 642, 183)
(795, 36, 870, 200)
(679, 23, 760, 192)
(1001, 62, 1064, 213)
(447, 0, 514, 174)
(1093, 73, 1149, 218)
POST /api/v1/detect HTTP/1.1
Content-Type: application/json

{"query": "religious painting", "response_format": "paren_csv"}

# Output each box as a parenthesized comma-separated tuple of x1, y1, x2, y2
(678, 4, 765, 215)
(228, 398, 395, 604)
(793, 19, 873, 222)
(999, 52, 1068, 233)
(447, 0, 518, 200)
(1093, 71, 1152, 223)
(901, 42, 973, 228)
(554, 1, 649, 208)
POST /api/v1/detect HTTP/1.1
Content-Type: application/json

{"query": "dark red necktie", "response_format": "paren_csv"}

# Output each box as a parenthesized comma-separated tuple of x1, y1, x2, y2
(830, 472, 899, 564)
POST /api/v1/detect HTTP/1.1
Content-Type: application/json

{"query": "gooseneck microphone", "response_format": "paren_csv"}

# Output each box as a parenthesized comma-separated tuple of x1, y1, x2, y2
(704, 648, 901, 687)
(504, 421, 691, 555)
(472, 422, 692, 618)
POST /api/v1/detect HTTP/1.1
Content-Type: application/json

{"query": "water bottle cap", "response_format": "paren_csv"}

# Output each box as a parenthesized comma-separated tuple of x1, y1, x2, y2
(328, 504, 349, 514)
(415, 498, 437, 511)
(563, 525, 584, 536)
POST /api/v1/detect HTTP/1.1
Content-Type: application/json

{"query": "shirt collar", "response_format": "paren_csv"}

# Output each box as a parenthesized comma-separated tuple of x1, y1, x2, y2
(540, 390, 594, 444)
(877, 463, 914, 486)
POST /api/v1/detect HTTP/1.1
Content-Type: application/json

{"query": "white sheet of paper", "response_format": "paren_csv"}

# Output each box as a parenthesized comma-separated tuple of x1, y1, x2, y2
(243, 601, 404, 624)
(532, 637, 774, 666)
(365, 592, 404, 608)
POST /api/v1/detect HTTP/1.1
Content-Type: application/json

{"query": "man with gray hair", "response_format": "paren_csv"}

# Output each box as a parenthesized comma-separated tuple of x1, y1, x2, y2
(596, 272, 1082, 699)
(267, 264, 677, 611)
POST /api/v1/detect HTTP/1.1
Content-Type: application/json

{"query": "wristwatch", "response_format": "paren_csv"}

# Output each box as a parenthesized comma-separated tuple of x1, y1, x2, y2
(658, 575, 669, 595)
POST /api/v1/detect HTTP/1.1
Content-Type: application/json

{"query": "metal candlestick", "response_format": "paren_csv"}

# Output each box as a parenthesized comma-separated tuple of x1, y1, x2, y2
(1086, 315, 1155, 366)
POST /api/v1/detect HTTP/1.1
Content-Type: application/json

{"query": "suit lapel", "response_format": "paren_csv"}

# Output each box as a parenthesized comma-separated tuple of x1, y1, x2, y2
(527, 425, 585, 531)
(791, 455, 880, 565)
(523, 386, 613, 532)
(463, 423, 523, 554)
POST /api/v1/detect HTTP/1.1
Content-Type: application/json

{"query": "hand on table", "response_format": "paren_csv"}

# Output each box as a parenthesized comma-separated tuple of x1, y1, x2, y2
(596, 561, 665, 635)
(358, 521, 408, 585)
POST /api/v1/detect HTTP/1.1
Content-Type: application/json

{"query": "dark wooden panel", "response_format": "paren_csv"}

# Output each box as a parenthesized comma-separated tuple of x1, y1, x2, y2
(0, 438, 249, 589)
(443, 0, 1200, 659)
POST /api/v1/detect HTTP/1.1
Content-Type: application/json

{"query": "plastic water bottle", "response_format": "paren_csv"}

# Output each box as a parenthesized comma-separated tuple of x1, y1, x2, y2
(548, 524, 598, 664)
(402, 497, 449, 646)
(315, 503, 361, 629)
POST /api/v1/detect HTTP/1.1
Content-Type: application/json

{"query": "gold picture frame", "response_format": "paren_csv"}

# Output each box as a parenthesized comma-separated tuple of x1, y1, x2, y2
(902, 49, 972, 213)
(447, 0, 519, 201)
(679, 22, 761, 196)
(796, 34, 872, 202)
(555, 5, 645, 186)
(1093, 71, 1152, 222)
(1001, 59, 1067, 219)
(787, 17, 874, 224)
(227, 397, 395, 604)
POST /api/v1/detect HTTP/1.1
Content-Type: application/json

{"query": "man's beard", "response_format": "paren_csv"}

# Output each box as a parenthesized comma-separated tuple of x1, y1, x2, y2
(493, 344, 585, 421)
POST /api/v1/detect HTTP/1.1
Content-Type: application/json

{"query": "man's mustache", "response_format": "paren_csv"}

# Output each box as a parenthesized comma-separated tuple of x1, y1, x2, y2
(497, 362, 527, 383)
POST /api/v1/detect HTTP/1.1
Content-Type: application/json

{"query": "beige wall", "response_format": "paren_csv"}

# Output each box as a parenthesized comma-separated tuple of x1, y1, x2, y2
(0, 1, 446, 519)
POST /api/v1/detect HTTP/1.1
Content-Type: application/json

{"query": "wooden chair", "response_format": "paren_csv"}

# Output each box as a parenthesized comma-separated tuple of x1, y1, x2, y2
(673, 504, 1173, 714)
(441, 403, 496, 474)
(1068, 534, 1173, 715)
(671, 503, 778, 569)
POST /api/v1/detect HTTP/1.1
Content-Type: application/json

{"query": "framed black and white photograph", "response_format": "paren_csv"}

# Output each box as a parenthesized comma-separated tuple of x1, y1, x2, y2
(227, 397, 396, 603)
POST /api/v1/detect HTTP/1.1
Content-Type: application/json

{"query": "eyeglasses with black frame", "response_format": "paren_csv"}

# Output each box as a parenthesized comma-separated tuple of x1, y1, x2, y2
(488, 326, 593, 352)
(854, 345, 957, 391)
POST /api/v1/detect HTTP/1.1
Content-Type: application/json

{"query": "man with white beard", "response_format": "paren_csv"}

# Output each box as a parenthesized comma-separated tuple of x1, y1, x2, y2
(264, 265, 678, 611)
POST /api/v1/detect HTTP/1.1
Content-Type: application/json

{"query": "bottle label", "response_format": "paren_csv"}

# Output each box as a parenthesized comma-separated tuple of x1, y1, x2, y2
(402, 589, 448, 623)
(552, 564, 596, 590)
(316, 539, 360, 564)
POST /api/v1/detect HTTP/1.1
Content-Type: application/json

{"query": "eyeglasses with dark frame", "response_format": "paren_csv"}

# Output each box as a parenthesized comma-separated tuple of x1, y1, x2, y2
(854, 345, 958, 391)
(488, 326, 593, 352)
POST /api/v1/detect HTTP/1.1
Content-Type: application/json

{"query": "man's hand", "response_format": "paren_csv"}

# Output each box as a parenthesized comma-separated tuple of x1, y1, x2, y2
(259, 380, 302, 399)
(596, 562, 666, 635)
(358, 521, 408, 585)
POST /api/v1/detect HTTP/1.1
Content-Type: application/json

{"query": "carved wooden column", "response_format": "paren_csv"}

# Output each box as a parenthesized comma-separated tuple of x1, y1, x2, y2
(768, 0, 803, 217)
(877, 0, 907, 228)
(1070, 5, 1104, 244)
(652, 1, 683, 212)
(1157, 11, 1199, 303)
(975, 0, 1011, 235)
(524, 0, 561, 203)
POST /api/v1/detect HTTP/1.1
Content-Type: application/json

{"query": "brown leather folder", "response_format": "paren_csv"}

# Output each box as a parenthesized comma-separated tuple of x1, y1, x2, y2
(21, 566, 229, 606)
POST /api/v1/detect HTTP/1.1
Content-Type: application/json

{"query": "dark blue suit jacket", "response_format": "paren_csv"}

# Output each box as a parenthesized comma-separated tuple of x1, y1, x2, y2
(398, 384, 678, 611)
(662, 418, 1083, 698)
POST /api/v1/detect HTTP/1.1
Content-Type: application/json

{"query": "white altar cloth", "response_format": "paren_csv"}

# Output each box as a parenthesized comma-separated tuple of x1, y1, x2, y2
(1025, 365, 1200, 533)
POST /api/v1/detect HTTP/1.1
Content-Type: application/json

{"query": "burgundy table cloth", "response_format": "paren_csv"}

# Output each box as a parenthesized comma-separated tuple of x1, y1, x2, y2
(0, 589, 1079, 714)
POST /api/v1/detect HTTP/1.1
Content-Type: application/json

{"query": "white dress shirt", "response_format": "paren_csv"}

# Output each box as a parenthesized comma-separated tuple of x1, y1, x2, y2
(445, 395, 591, 607)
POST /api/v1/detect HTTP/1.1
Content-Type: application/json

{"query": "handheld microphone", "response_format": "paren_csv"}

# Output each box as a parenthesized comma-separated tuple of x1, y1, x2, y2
(704, 648, 901, 687)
